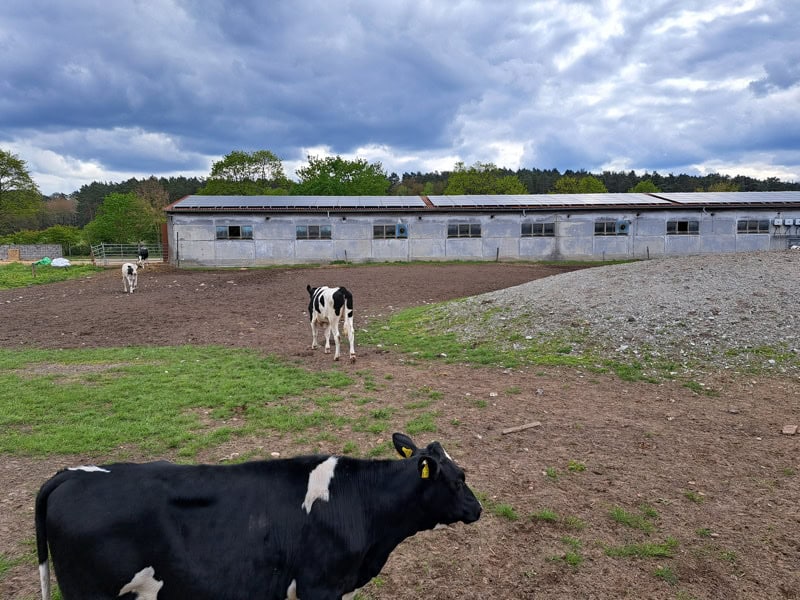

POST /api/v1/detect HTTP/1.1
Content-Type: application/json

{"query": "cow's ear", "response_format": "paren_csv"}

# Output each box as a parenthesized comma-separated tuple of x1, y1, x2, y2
(418, 457, 439, 480)
(393, 433, 418, 458)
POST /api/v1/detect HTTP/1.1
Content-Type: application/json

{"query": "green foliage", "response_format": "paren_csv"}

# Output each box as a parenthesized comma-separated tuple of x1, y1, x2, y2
(628, 179, 660, 193)
(443, 161, 526, 195)
(292, 155, 390, 195)
(609, 505, 656, 533)
(83, 192, 157, 244)
(552, 174, 608, 194)
(605, 537, 678, 558)
(199, 150, 291, 195)
(0, 148, 43, 235)
(654, 565, 678, 585)
(0, 262, 102, 289)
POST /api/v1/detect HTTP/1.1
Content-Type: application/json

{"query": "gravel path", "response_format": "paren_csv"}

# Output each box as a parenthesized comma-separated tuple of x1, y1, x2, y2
(455, 251, 800, 376)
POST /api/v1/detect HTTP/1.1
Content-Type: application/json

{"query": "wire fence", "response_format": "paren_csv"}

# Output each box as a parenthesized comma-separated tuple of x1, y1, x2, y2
(90, 243, 163, 266)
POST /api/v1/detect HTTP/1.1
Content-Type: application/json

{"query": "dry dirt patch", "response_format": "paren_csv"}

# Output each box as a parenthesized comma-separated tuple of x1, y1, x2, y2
(1, 260, 798, 600)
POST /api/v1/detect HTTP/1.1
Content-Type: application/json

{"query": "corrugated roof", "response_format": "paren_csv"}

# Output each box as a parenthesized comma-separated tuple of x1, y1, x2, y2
(167, 191, 800, 212)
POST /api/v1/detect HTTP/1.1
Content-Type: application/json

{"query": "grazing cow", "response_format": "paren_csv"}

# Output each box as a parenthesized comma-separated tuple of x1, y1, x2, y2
(137, 246, 149, 270)
(307, 284, 355, 361)
(35, 433, 481, 600)
(121, 262, 138, 294)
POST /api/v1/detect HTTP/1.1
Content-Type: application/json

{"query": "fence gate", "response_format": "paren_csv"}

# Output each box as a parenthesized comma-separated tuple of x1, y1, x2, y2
(90, 243, 163, 266)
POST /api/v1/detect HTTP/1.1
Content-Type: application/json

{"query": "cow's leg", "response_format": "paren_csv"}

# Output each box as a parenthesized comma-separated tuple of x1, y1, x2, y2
(331, 318, 341, 361)
(311, 320, 319, 350)
(322, 322, 332, 354)
(345, 317, 356, 361)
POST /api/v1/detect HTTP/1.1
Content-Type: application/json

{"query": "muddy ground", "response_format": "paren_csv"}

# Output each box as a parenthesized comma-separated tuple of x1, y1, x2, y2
(1, 261, 798, 599)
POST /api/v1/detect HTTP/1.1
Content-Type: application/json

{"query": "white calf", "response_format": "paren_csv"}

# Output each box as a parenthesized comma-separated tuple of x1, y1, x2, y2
(307, 285, 355, 361)
(121, 262, 138, 294)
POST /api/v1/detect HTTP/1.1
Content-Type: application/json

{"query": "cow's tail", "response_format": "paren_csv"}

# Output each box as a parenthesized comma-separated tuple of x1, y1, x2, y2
(35, 473, 65, 600)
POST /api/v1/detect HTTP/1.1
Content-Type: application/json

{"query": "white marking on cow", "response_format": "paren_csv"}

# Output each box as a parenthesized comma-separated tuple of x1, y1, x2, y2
(285, 578, 358, 600)
(442, 446, 453, 461)
(39, 562, 50, 600)
(302, 457, 338, 514)
(67, 465, 111, 473)
(118, 566, 163, 599)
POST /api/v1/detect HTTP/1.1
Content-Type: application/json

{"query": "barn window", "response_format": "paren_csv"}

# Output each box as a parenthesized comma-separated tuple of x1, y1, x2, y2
(594, 220, 620, 236)
(666, 220, 699, 235)
(447, 223, 481, 238)
(296, 225, 332, 240)
(373, 225, 399, 239)
(521, 222, 555, 237)
(737, 219, 770, 234)
(216, 225, 253, 240)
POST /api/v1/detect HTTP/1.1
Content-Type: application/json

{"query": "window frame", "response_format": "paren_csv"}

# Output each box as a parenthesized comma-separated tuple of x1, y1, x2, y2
(215, 225, 253, 240)
(296, 224, 332, 240)
(521, 222, 555, 237)
(594, 220, 622, 236)
(447, 223, 482, 238)
(373, 224, 400, 239)
(666, 220, 700, 235)
(736, 219, 770, 234)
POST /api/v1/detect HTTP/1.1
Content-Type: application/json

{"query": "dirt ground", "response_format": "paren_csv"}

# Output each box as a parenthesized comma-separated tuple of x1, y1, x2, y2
(1, 262, 798, 600)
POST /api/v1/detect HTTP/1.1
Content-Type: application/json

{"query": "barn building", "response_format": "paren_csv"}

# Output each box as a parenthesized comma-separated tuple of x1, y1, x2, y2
(164, 192, 800, 267)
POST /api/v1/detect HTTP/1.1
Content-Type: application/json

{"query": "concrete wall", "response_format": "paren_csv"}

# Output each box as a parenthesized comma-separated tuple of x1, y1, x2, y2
(167, 210, 800, 267)
(0, 244, 63, 261)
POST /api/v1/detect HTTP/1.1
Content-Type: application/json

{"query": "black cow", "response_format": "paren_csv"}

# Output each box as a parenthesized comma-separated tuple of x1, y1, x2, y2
(307, 285, 355, 361)
(35, 433, 481, 600)
(137, 246, 149, 270)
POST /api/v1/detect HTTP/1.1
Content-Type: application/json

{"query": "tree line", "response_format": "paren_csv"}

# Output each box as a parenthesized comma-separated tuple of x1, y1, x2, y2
(2, 147, 799, 248)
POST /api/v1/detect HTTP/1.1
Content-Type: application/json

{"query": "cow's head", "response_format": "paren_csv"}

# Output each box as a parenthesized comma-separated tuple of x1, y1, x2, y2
(392, 432, 482, 526)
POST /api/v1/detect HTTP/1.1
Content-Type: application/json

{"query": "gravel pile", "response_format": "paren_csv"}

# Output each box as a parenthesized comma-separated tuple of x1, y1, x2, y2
(452, 251, 800, 375)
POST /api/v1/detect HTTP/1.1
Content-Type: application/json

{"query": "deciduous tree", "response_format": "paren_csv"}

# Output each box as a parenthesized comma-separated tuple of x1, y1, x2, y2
(83, 193, 157, 244)
(444, 162, 526, 195)
(0, 149, 43, 234)
(292, 155, 390, 195)
(199, 150, 291, 195)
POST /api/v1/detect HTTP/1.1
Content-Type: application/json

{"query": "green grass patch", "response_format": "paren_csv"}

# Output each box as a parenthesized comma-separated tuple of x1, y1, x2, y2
(0, 346, 352, 459)
(0, 262, 103, 289)
(609, 505, 657, 533)
(654, 565, 678, 585)
(605, 537, 678, 559)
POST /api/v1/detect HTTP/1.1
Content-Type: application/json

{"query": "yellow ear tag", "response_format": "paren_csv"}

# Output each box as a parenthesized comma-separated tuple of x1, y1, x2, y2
(420, 460, 430, 479)
(402, 447, 413, 458)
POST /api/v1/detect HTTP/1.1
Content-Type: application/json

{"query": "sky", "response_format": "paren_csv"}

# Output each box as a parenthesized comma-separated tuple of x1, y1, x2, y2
(2, 1, 799, 196)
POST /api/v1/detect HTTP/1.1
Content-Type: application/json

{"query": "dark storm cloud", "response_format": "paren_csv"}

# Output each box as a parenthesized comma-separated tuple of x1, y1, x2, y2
(1, 0, 798, 193)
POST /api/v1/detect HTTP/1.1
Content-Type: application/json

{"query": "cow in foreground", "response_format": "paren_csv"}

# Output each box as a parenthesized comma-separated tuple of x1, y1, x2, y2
(307, 284, 355, 361)
(35, 432, 481, 600)
(121, 262, 138, 294)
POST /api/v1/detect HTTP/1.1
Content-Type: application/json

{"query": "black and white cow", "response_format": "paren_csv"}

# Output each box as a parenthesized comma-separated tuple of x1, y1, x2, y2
(137, 246, 149, 270)
(35, 433, 481, 600)
(121, 262, 138, 294)
(307, 285, 355, 361)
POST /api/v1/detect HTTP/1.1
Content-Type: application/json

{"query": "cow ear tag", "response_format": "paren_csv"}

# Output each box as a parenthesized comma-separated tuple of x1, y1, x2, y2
(401, 447, 413, 458)
(420, 459, 430, 479)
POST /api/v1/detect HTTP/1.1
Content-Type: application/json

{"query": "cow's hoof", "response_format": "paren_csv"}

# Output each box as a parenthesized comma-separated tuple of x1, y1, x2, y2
(334, 356, 340, 361)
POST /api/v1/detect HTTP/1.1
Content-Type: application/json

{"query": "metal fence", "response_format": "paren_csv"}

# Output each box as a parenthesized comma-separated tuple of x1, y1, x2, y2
(90, 243, 163, 266)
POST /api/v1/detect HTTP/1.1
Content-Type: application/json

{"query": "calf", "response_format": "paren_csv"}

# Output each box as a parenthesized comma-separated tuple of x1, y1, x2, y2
(307, 284, 355, 361)
(35, 433, 481, 600)
(121, 262, 138, 294)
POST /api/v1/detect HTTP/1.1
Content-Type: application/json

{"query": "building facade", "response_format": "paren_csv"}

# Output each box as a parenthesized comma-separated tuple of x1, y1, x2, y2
(164, 192, 800, 267)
